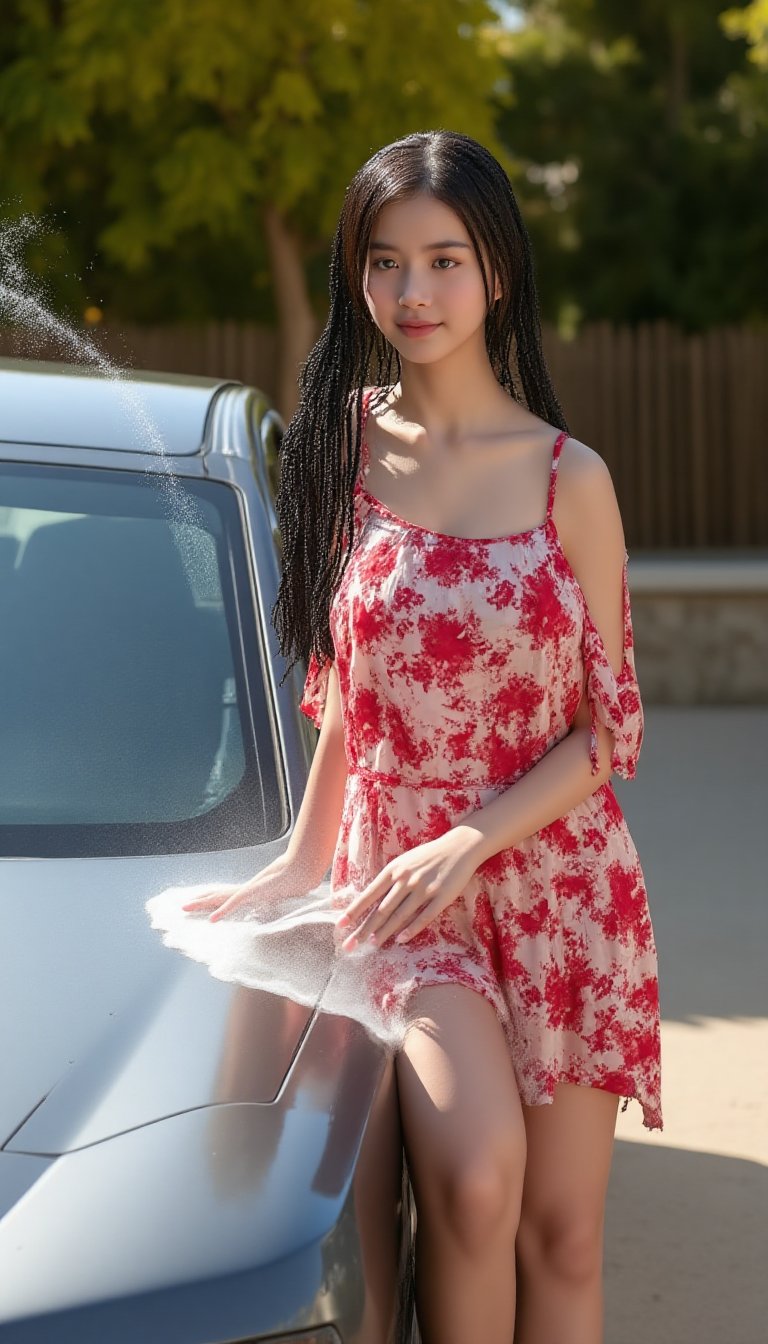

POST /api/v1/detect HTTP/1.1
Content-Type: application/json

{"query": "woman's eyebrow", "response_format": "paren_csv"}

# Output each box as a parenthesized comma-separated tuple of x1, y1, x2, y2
(369, 239, 472, 251)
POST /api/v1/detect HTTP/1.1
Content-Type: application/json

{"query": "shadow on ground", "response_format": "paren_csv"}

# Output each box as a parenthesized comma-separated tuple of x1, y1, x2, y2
(607, 706, 767, 1343)
(607, 1141, 767, 1342)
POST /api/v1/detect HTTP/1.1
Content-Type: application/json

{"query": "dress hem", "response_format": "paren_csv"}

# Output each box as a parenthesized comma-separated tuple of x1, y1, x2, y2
(386, 974, 663, 1135)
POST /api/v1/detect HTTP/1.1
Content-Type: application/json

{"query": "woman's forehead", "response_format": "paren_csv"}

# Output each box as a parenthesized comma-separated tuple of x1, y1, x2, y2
(370, 194, 470, 241)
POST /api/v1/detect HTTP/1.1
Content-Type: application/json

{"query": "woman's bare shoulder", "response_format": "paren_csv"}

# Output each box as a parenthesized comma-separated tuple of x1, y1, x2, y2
(554, 434, 625, 560)
(557, 434, 616, 507)
(558, 432, 608, 476)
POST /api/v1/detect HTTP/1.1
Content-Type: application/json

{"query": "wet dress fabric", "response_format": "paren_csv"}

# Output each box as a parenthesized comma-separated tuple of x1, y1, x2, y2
(300, 388, 663, 1132)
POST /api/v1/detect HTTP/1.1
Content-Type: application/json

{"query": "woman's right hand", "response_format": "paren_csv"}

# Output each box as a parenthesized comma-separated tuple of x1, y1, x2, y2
(180, 856, 309, 922)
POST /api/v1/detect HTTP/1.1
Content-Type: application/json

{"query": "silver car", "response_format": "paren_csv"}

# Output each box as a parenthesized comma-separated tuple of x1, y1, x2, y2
(0, 357, 415, 1344)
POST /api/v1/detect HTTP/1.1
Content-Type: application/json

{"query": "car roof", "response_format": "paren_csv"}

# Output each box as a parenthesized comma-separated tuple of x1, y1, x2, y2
(0, 357, 239, 457)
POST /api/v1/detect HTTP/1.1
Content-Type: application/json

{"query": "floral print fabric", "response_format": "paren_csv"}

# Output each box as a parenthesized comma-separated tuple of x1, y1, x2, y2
(300, 388, 662, 1131)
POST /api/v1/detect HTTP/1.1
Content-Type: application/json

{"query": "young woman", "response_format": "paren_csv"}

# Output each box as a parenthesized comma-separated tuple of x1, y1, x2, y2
(181, 130, 663, 1344)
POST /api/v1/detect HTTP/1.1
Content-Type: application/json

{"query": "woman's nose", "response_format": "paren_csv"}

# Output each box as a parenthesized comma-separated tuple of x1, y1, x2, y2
(398, 273, 433, 308)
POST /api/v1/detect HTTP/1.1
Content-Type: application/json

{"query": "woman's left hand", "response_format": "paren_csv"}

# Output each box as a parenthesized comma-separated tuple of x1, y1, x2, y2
(336, 826, 485, 950)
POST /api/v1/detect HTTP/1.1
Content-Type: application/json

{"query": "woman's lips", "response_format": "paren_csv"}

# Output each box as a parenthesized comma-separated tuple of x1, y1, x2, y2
(398, 322, 441, 338)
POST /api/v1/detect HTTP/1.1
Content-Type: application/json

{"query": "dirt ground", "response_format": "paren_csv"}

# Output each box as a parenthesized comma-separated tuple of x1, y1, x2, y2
(604, 706, 767, 1344)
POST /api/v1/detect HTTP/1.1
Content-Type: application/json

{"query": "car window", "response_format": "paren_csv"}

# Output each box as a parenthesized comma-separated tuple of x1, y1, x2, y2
(0, 463, 284, 858)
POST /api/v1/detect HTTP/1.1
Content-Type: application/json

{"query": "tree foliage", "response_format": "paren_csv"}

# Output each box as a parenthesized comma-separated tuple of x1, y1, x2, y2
(721, 0, 768, 67)
(0, 0, 510, 324)
(493, 0, 768, 329)
(0, 0, 763, 336)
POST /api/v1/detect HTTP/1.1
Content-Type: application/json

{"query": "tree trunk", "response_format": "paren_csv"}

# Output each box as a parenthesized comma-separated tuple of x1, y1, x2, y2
(263, 201, 317, 421)
(667, 19, 688, 133)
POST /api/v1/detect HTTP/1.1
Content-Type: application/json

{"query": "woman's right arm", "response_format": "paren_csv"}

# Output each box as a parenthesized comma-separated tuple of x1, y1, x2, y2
(181, 663, 347, 917)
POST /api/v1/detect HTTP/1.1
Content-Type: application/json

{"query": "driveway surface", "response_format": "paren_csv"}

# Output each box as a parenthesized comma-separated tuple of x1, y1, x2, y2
(605, 707, 767, 1343)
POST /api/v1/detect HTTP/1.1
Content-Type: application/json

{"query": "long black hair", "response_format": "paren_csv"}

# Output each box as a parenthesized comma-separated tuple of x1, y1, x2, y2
(271, 129, 569, 682)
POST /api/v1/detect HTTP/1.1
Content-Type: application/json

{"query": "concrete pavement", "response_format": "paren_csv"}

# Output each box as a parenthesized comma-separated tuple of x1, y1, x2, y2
(605, 707, 767, 1343)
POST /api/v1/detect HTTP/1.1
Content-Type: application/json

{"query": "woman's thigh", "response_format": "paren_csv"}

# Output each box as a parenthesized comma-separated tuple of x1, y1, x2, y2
(517, 1083, 619, 1267)
(395, 984, 527, 1237)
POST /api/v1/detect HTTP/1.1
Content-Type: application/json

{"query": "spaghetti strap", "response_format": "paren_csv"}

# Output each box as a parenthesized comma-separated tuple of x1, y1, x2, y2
(545, 430, 569, 522)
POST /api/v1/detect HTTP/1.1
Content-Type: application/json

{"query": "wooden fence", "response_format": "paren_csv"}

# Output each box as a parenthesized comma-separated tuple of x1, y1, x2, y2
(2, 318, 766, 548)
(542, 321, 767, 550)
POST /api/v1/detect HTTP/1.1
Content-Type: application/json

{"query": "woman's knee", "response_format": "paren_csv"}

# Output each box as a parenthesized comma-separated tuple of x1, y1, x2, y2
(440, 1154, 525, 1255)
(516, 1210, 604, 1285)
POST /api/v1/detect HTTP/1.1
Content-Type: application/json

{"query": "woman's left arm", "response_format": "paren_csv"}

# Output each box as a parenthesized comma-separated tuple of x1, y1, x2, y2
(338, 440, 631, 950)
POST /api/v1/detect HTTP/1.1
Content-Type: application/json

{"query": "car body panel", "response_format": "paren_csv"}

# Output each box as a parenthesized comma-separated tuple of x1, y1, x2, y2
(0, 1154, 55, 1226)
(0, 1014, 398, 1341)
(0, 359, 409, 1343)
(0, 442, 209, 473)
(0, 359, 232, 457)
(2, 853, 320, 1152)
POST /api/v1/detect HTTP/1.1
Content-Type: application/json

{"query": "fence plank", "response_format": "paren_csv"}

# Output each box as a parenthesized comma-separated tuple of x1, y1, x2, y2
(615, 325, 637, 542)
(726, 327, 746, 545)
(672, 324, 690, 544)
(636, 322, 654, 544)
(688, 333, 707, 545)
(655, 320, 673, 546)
(748, 328, 768, 544)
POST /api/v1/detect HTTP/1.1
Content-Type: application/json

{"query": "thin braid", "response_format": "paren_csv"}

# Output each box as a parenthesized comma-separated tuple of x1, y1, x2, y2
(271, 131, 569, 687)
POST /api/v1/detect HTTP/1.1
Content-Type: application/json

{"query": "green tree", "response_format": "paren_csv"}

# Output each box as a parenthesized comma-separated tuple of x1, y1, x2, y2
(0, 0, 511, 413)
(492, 0, 768, 329)
(721, 0, 768, 66)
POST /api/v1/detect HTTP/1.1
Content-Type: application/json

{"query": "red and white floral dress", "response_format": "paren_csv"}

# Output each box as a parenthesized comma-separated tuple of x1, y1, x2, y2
(300, 387, 663, 1132)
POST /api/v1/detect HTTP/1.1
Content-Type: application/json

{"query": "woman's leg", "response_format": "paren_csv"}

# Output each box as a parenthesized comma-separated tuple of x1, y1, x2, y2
(513, 1082, 620, 1344)
(395, 984, 527, 1344)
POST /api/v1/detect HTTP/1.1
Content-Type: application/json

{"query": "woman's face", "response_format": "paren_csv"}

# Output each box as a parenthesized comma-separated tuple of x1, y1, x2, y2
(363, 192, 501, 364)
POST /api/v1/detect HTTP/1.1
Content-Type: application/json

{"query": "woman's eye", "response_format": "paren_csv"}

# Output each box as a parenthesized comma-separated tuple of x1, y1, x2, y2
(372, 257, 458, 270)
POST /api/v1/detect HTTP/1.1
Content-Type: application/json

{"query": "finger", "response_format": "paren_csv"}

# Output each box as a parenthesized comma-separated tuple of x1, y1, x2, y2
(337, 872, 393, 930)
(337, 886, 384, 929)
(340, 884, 401, 949)
(390, 899, 442, 944)
(209, 893, 250, 922)
(361, 883, 420, 941)
(208, 885, 255, 920)
(181, 890, 234, 910)
(342, 882, 413, 949)
(371, 892, 433, 946)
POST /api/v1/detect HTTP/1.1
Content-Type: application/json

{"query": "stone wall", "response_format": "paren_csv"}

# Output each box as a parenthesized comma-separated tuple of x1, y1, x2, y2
(628, 554, 768, 704)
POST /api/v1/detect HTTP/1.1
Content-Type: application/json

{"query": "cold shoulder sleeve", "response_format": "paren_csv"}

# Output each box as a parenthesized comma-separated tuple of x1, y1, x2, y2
(299, 649, 333, 730)
(582, 552, 644, 780)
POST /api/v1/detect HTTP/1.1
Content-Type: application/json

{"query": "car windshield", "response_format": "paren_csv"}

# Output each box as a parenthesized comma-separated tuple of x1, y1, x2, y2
(0, 462, 283, 858)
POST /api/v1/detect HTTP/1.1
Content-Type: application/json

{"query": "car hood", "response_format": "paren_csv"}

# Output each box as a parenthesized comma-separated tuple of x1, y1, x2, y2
(1, 853, 315, 1155)
(0, 1012, 388, 1336)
